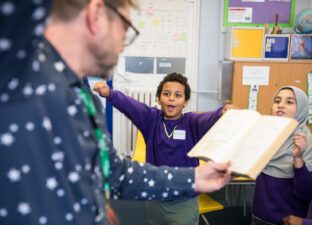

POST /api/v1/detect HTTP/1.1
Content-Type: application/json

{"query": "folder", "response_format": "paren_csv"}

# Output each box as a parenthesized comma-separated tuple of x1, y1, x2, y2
(231, 27, 264, 60)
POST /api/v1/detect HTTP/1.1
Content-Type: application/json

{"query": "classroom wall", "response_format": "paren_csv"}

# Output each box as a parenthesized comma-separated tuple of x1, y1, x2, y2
(197, 0, 312, 111)
(197, 0, 223, 111)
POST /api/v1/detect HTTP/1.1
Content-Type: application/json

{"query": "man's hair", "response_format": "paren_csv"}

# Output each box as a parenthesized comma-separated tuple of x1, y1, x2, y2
(50, 0, 138, 21)
(156, 72, 191, 101)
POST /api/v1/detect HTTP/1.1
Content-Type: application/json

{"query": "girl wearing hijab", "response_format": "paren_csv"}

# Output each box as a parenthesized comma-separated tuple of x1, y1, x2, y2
(251, 86, 312, 225)
(282, 114, 312, 225)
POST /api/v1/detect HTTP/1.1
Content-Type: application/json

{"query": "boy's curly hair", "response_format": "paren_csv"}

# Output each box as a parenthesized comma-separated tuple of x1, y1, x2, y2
(156, 73, 191, 101)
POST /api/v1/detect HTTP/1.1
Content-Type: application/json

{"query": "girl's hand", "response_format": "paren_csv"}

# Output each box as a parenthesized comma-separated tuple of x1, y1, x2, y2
(292, 132, 307, 169)
(293, 132, 307, 158)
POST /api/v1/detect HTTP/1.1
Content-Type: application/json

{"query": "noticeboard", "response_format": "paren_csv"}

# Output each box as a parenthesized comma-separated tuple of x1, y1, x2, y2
(224, 0, 296, 28)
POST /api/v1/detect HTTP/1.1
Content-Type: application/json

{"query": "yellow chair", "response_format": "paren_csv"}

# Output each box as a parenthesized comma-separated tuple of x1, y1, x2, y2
(197, 160, 224, 224)
(132, 131, 224, 225)
(198, 194, 224, 225)
(132, 131, 146, 163)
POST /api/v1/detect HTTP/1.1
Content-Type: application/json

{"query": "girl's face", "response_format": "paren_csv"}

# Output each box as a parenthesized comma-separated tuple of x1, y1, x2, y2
(158, 81, 188, 120)
(272, 89, 297, 118)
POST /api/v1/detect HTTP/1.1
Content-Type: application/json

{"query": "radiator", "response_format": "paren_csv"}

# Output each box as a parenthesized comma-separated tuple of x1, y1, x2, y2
(112, 86, 157, 157)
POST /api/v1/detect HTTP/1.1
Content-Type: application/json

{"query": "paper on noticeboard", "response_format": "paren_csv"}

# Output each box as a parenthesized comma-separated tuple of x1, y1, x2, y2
(242, 66, 270, 86)
(228, 7, 252, 23)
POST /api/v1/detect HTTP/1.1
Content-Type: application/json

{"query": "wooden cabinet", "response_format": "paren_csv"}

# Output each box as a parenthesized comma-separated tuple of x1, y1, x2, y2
(231, 61, 312, 130)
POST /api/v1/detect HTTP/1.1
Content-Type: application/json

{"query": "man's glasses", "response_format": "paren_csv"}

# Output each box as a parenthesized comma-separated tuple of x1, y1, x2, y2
(105, 2, 140, 46)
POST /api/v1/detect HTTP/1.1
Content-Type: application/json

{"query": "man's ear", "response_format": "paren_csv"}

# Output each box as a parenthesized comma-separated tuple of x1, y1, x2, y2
(86, 0, 105, 35)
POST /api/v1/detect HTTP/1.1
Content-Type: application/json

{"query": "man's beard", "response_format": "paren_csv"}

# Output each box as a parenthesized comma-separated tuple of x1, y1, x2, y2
(100, 66, 115, 80)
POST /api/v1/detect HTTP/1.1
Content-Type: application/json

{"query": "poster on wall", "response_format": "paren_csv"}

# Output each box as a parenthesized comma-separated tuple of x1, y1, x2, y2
(124, 0, 189, 58)
(290, 34, 312, 60)
(263, 34, 290, 61)
(228, 7, 252, 23)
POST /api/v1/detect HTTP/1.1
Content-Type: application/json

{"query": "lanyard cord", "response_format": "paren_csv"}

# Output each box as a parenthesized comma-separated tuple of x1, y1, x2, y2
(163, 122, 177, 139)
(79, 87, 111, 201)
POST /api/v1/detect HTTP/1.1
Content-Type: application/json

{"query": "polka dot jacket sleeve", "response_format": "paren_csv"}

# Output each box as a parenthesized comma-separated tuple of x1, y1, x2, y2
(109, 153, 195, 201)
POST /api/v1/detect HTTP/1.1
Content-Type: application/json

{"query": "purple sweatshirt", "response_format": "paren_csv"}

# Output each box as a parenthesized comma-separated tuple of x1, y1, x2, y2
(252, 165, 312, 225)
(107, 90, 222, 167)
(294, 165, 312, 225)
(304, 204, 312, 225)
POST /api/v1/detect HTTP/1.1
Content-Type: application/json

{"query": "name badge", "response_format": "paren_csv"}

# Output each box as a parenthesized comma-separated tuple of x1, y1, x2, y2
(173, 130, 186, 140)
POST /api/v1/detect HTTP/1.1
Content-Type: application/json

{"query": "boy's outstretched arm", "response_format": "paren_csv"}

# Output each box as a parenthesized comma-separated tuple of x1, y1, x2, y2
(93, 80, 155, 134)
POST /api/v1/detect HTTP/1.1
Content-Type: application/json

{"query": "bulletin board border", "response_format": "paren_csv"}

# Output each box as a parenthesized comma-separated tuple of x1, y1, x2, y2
(223, 0, 296, 28)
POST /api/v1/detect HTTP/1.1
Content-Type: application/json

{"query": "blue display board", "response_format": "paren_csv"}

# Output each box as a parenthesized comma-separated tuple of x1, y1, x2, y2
(264, 35, 290, 61)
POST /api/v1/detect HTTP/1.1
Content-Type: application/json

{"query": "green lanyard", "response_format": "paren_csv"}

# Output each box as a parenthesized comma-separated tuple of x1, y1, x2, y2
(79, 87, 111, 200)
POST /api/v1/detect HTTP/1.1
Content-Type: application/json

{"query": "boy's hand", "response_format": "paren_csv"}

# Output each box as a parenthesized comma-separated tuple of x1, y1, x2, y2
(221, 104, 238, 115)
(93, 81, 110, 97)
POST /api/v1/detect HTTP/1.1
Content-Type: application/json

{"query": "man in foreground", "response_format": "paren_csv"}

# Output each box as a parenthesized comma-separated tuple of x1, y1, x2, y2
(0, 1, 231, 224)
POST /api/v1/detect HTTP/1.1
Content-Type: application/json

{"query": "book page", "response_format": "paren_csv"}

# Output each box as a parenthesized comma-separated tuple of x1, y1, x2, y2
(230, 116, 297, 177)
(188, 109, 260, 163)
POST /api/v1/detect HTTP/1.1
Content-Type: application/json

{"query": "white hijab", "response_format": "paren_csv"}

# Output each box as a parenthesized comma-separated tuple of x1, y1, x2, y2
(262, 86, 312, 178)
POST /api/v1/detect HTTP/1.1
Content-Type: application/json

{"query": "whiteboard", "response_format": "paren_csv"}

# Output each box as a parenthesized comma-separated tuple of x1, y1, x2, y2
(115, 0, 200, 111)
(125, 0, 191, 57)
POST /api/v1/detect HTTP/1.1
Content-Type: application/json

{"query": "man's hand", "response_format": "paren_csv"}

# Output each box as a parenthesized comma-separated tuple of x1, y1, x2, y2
(194, 161, 231, 193)
(283, 215, 303, 225)
(93, 81, 110, 97)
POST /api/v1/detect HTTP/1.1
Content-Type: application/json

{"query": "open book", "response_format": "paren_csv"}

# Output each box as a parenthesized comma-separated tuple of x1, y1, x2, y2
(188, 109, 298, 179)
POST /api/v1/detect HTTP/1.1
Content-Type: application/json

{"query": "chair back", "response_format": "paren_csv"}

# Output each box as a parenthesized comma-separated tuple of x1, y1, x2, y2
(132, 131, 146, 163)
